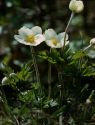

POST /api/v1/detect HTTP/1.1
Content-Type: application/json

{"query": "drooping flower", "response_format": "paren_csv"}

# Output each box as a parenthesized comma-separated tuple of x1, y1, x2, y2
(14, 26, 45, 46)
(69, 0, 84, 13)
(44, 29, 69, 48)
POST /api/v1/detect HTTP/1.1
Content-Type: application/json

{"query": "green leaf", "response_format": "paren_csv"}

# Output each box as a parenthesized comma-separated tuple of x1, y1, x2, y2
(72, 51, 86, 60)
(17, 61, 33, 81)
(43, 99, 58, 108)
(32, 82, 40, 90)
(19, 90, 35, 103)
(37, 51, 48, 60)
(1, 63, 14, 75)
(52, 106, 66, 117)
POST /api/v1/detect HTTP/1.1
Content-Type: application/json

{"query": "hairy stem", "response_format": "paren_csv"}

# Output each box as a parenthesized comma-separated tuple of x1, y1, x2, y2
(30, 46, 40, 84)
(48, 48, 52, 98)
(13, 115, 20, 125)
(30, 47, 41, 125)
(83, 45, 91, 51)
(58, 72, 63, 125)
(59, 115, 63, 125)
(63, 12, 74, 49)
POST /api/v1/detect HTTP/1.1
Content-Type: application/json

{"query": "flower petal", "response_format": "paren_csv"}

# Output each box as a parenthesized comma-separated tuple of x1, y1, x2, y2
(31, 26, 42, 35)
(61, 38, 69, 46)
(14, 35, 34, 46)
(18, 26, 33, 36)
(44, 29, 58, 40)
(58, 32, 68, 41)
(45, 40, 63, 48)
(65, 40, 69, 46)
(34, 34, 45, 46)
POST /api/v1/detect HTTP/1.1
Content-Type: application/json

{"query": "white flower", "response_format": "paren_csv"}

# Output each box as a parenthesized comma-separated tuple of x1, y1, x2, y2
(44, 29, 69, 48)
(90, 38, 95, 46)
(69, 0, 84, 13)
(14, 26, 45, 46)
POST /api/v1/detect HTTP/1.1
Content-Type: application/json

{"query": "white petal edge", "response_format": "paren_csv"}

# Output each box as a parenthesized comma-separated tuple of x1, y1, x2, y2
(14, 35, 35, 46)
(61, 38, 69, 46)
(44, 29, 58, 40)
(58, 32, 68, 41)
(18, 26, 33, 36)
(34, 34, 45, 46)
(31, 26, 42, 35)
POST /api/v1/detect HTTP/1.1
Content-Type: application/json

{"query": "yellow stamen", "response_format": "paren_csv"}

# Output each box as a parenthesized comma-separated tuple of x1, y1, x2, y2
(51, 38, 58, 46)
(25, 35, 35, 43)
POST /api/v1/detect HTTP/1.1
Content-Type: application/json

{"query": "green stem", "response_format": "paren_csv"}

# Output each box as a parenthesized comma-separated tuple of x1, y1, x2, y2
(83, 45, 91, 51)
(13, 115, 20, 125)
(30, 46, 40, 84)
(30, 47, 41, 125)
(59, 115, 63, 125)
(58, 72, 63, 125)
(48, 48, 52, 98)
(89, 90, 95, 99)
(63, 12, 74, 49)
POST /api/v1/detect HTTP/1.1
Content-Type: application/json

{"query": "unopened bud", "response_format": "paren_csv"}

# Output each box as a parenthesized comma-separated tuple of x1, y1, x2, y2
(2, 77, 8, 84)
(86, 99, 91, 104)
(90, 38, 95, 46)
(69, 0, 84, 13)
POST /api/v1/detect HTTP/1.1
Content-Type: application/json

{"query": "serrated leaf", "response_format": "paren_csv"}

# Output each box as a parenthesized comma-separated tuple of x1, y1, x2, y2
(72, 51, 86, 60)
(19, 90, 35, 103)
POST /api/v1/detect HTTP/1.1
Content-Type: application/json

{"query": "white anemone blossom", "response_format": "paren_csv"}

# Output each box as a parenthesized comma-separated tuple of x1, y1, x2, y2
(14, 26, 45, 46)
(44, 29, 69, 48)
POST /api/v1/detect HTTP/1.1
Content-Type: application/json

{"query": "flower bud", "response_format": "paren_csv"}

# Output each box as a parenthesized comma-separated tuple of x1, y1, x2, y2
(2, 77, 8, 84)
(90, 38, 95, 46)
(86, 99, 91, 104)
(10, 73, 16, 77)
(69, 0, 84, 13)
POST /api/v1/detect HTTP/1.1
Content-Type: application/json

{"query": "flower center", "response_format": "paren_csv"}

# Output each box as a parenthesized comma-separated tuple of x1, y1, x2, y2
(51, 38, 58, 46)
(25, 35, 35, 43)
